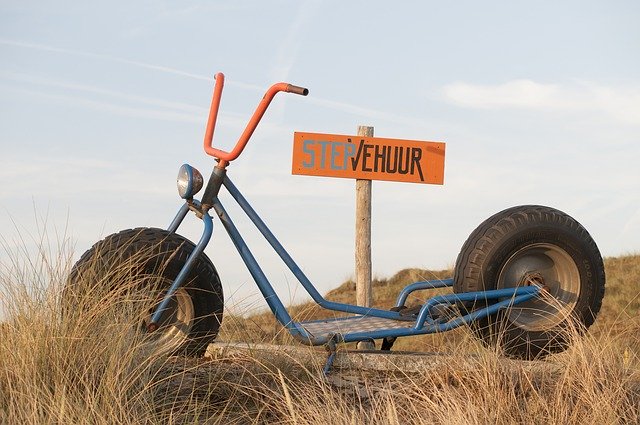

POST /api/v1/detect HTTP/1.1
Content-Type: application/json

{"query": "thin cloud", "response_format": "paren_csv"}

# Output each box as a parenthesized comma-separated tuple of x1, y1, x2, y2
(0, 73, 262, 127)
(0, 38, 263, 91)
(442, 79, 640, 125)
(1, 72, 205, 113)
(0, 38, 437, 129)
(0, 75, 296, 136)
(0, 83, 204, 123)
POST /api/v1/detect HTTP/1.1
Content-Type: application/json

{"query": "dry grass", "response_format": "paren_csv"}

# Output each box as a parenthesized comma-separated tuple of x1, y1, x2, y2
(1, 230, 639, 424)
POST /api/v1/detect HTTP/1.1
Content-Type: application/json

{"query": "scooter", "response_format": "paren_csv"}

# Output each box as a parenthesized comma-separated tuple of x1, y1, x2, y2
(69, 73, 606, 371)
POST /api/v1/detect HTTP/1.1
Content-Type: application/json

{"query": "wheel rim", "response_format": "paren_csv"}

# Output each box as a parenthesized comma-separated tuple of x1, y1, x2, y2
(141, 282, 195, 354)
(497, 243, 580, 331)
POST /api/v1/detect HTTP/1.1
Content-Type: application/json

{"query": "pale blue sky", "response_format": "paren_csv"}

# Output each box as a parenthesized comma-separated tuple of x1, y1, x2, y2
(1, 1, 639, 313)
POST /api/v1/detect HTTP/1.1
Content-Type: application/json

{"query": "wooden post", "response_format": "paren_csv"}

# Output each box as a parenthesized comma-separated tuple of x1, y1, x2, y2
(355, 125, 374, 350)
(355, 125, 373, 308)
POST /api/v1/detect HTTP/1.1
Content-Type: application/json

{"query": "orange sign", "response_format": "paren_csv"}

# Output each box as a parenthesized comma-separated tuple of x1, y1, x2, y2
(292, 132, 445, 184)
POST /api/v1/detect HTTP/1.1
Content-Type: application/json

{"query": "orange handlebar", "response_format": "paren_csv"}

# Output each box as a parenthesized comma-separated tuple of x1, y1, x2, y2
(203, 72, 308, 164)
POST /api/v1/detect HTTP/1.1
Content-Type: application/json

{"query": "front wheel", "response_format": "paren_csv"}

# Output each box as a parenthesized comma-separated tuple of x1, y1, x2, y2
(453, 205, 605, 359)
(67, 227, 224, 357)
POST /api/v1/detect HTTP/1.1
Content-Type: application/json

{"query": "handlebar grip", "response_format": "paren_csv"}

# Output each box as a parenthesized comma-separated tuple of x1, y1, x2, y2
(286, 84, 309, 96)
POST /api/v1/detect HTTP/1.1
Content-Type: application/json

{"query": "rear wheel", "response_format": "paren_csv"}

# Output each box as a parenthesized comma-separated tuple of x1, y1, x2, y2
(67, 227, 223, 357)
(453, 205, 605, 359)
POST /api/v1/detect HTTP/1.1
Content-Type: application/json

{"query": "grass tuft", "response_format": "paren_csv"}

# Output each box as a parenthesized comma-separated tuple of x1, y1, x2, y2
(1, 230, 638, 424)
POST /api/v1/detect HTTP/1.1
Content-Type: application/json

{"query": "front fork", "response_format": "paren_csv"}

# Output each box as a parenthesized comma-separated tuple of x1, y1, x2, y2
(148, 165, 226, 331)
(147, 201, 214, 331)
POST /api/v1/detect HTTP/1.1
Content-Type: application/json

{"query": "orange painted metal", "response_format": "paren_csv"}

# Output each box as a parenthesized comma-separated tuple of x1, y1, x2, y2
(292, 132, 445, 185)
(203, 72, 225, 160)
(203, 72, 308, 164)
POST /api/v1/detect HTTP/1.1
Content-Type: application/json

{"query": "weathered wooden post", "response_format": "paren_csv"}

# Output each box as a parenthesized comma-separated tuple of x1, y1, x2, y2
(355, 125, 374, 350)
(355, 125, 373, 309)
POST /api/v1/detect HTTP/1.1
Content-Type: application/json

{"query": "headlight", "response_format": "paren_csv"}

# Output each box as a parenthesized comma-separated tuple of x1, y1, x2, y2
(177, 164, 203, 199)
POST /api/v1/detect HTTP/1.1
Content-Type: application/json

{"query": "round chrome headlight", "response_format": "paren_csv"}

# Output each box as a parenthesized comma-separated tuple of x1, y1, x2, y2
(177, 164, 203, 199)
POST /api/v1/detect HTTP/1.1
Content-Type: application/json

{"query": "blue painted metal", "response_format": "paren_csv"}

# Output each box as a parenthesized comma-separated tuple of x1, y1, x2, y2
(167, 203, 190, 234)
(312, 290, 540, 375)
(296, 286, 541, 345)
(209, 197, 312, 342)
(153, 175, 545, 348)
(223, 176, 408, 321)
(323, 352, 337, 376)
(322, 335, 340, 375)
(417, 285, 539, 328)
(394, 278, 454, 308)
(322, 289, 540, 344)
(149, 208, 214, 326)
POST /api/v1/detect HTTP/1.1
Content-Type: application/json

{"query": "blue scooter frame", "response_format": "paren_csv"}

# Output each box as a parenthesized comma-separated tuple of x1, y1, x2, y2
(146, 72, 544, 372)
(152, 172, 540, 348)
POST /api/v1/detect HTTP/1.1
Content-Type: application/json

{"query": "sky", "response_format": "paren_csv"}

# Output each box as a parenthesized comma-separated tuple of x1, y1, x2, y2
(1, 1, 639, 315)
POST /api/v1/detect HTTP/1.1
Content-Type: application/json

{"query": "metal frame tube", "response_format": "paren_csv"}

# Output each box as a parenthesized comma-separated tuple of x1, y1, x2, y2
(414, 285, 540, 328)
(203, 73, 308, 163)
(167, 203, 190, 233)
(394, 278, 454, 307)
(334, 289, 540, 343)
(153, 178, 543, 346)
(223, 176, 405, 321)
(149, 210, 214, 327)
(210, 197, 312, 341)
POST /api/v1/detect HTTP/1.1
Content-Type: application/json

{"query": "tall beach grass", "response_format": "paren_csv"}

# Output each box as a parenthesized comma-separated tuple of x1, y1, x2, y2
(1, 230, 638, 424)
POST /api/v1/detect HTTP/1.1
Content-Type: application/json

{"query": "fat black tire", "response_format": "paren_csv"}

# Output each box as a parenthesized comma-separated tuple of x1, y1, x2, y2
(453, 205, 605, 359)
(67, 227, 223, 357)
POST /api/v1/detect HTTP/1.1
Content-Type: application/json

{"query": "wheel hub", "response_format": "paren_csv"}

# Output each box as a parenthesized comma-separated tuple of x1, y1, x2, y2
(140, 282, 195, 354)
(498, 243, 580, 332)
(519, 271, 550, 292)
